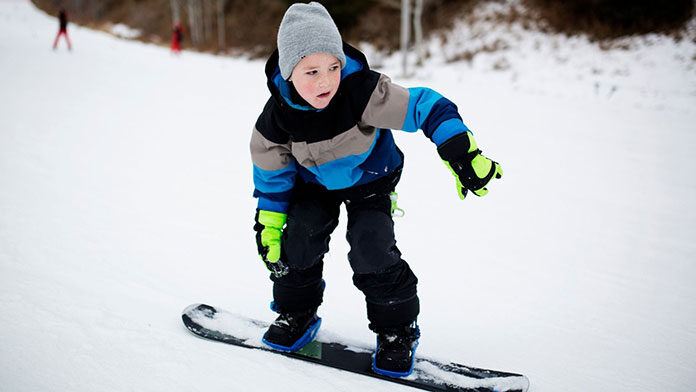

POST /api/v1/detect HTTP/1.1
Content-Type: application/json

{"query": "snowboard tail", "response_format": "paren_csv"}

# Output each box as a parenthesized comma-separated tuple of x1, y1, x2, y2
(181, 303, 529, 392)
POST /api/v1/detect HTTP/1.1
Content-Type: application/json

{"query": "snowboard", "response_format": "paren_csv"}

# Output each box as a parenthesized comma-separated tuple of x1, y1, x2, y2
(182, 304, 529, 392)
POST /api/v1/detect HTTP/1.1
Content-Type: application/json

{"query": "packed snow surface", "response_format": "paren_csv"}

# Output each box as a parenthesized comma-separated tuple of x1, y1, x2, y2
(109, 23, 142, 39)
(1, 1, 695, 391)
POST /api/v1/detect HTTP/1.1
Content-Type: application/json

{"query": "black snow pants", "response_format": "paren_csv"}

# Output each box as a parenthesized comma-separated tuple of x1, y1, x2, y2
(271, 167, 419, 330)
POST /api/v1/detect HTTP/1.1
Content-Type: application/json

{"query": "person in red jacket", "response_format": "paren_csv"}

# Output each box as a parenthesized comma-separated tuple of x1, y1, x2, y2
(171, 22, 183, 54)
(52, 9, 72, 50)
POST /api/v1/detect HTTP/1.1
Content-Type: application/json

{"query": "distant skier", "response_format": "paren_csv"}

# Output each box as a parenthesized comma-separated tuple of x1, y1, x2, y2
(171, 22, 183, 54)
(52, 9, 72, 51)
(250, 1, 502, 378)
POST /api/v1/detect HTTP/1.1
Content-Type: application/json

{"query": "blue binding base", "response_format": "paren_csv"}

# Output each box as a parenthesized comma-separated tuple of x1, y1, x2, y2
(372, 339, 420, 378)
(262, 317, 322, 353)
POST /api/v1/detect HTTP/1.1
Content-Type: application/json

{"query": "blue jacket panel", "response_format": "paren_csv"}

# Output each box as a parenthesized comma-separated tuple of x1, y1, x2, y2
(250, 43, 471, 213)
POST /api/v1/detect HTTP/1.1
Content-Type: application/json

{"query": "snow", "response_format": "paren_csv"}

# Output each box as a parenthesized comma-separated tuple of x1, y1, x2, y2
(109, 23, 142, 39)
(1, 0, 696, 391)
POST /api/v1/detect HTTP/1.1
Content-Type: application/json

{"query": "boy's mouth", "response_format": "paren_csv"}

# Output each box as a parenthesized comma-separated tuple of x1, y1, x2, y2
(317, 91, 331, 98)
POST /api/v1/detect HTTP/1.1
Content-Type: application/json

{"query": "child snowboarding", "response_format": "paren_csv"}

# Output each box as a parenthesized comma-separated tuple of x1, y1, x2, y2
(52, 9, 72, 51)
(250, 2, 502, 377)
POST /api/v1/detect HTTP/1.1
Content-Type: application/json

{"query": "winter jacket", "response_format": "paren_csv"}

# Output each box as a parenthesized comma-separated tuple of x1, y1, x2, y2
(59, 11, 68, 31)
(251, 43, 471, 213)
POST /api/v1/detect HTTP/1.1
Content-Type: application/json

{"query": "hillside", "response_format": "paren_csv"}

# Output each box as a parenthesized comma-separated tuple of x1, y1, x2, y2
(30, 0, 695, 57)
(2, 1, 696, 392)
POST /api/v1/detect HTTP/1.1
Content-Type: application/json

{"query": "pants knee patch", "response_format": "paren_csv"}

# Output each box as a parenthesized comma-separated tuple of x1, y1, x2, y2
(283, 200, 339, 270)
(346, 210, 401, 274)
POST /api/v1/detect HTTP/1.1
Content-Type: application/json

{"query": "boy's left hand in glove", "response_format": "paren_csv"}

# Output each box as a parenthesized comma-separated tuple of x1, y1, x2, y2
(438, 132, 503, 199)
(254, 209, 289, 277)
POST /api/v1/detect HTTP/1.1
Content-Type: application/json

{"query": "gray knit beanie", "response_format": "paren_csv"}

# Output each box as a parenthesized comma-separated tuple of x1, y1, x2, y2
(277, 2, 346, 80)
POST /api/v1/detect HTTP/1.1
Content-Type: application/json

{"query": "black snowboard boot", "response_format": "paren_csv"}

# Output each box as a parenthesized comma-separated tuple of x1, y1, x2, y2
(262, 307, 320, 352)
(373, 322, 421, 377)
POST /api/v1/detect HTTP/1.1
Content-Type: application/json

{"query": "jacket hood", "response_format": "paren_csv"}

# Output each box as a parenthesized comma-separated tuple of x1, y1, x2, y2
(264, 42, 370, 111)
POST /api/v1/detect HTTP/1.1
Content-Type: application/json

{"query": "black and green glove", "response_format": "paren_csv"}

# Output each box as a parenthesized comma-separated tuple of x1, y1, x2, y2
(253, 209, 289, 278)
(437, 132, 503, 199)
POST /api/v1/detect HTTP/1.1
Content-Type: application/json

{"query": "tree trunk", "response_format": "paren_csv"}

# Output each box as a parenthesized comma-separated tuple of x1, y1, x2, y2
(413, 0, 424, 66)
(203, 0, 213, 42)
(170, 0, 181, 25)
(217, 0, 226, 52)
(187, 0, 203, 46)
(400, 0, 411, 76)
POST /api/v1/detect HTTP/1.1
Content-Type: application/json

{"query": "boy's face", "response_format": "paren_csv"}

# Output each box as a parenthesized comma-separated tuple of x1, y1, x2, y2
(289, 53, 341, 109)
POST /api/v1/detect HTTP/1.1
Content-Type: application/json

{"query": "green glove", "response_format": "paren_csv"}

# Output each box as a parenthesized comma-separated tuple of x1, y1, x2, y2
(254, 209, 289, 277)
(438, 132, 503, 199)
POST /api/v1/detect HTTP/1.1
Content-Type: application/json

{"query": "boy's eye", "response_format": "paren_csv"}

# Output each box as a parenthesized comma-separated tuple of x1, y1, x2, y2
(306, 70, 317, 75)
(329, 65, 339, 71)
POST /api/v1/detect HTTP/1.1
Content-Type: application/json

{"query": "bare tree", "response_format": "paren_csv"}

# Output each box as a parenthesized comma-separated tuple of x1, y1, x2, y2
(400, 0, 411, 76)
(170, 0, 226, 50)
(413, 0, 425, 66)
(187, 0, 203, 46)
(203, 0, 213, 43)
(217, 0, 226, 52)
(401, 0, 428, 75)
(170, 0, 182, 25)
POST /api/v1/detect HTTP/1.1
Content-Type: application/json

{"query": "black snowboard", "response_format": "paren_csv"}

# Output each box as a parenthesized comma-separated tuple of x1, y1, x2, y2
(181, 303, 529, 392)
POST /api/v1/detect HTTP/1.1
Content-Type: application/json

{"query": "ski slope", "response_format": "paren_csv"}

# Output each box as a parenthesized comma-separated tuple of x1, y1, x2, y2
(1, 1, 696, 391)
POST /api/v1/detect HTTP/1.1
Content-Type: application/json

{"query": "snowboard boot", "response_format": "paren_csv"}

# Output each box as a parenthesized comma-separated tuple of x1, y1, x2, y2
(372, 322, 421, 377)
(262, 307, 321, 352)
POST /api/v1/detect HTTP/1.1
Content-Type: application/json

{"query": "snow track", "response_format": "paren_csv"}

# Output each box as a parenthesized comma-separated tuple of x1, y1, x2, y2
(1, 1, 695, 391)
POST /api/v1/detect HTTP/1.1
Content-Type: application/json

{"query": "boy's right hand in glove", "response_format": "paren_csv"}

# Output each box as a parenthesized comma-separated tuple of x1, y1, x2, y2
(437, 132, 503, 199)
(254, 209, 289, 277)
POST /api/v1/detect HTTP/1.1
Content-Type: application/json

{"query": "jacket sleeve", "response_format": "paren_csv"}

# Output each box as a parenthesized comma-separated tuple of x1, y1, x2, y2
(360, 73, 471, 147)
(250, 103, 296, 213)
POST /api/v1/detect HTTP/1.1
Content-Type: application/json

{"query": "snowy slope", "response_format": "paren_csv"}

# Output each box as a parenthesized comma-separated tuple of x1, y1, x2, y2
(1, 1, 696, 391)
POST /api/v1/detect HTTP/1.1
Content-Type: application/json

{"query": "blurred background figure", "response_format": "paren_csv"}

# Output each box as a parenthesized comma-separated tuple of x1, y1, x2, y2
(171, 21, 183, 54)
(52, 8, 71, 50)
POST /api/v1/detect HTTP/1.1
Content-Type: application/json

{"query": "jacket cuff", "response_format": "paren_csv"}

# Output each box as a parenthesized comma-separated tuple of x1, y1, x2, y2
(257, 197, 289, 213)
(436, 132, 476, 162)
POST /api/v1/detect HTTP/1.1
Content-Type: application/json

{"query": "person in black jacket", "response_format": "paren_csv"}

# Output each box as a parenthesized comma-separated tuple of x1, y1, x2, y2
(52, 9, 72, 50)
(251, 2, 503, 377)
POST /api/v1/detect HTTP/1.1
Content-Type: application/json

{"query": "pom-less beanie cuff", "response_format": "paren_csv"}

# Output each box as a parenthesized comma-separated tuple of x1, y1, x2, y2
(277, 2, 346, 80)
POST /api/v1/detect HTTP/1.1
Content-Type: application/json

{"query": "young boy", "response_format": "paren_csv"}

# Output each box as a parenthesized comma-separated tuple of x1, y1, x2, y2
(251, 2, 502, 377)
